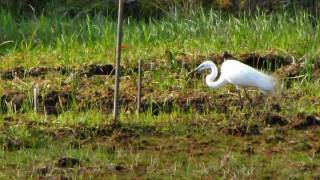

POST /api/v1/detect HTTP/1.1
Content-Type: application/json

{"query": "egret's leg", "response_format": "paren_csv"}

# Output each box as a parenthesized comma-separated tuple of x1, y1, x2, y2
(243, 89, 253, 107)
(236, 86, 243, 109)
(237, 90, 244, 109)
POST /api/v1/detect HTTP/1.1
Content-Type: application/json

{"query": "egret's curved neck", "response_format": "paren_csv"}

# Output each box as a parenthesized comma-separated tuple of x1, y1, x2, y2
(205, 63, 226, 89)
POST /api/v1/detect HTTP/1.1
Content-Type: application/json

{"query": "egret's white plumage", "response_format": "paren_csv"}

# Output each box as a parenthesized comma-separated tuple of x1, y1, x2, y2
(193, 60, 276, 107)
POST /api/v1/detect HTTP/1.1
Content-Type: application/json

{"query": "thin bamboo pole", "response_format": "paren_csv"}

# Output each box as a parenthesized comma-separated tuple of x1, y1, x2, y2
(33, 84, 39, 113)
(113, 0, 124, 123)
(137, 59, 142, 113)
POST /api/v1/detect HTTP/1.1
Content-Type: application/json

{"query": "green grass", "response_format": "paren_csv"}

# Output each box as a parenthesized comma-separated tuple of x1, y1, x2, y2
(1, 8, 320, 179)
(0, 9, 319, 69)
(1, 111, 320, 179)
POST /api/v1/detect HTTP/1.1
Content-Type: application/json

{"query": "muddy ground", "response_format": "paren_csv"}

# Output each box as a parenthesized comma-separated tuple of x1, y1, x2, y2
(0, 52, 303, 115)
(0, 52, 320, 178)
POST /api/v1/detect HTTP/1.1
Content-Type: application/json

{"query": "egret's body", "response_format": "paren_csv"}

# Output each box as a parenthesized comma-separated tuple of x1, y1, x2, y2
(193, 60, 276, 108)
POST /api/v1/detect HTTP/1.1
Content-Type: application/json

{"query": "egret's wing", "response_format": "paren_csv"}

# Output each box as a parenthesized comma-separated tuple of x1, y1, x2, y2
(221, 60, 275, 91)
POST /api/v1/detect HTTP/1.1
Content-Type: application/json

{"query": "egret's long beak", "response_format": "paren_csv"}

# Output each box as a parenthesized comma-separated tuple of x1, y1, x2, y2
(194, 66, 203, 73)
(187, 67, 199, 76)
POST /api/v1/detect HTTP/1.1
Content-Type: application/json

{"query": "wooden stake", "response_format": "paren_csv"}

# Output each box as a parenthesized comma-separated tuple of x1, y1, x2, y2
(113, 0, 124, 123)
(33, 84, 39, 113)
(137, 59, 142, 113)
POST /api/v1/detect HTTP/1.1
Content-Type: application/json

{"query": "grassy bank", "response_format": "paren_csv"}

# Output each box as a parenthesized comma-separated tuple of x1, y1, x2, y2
(0, 9, 319, 68)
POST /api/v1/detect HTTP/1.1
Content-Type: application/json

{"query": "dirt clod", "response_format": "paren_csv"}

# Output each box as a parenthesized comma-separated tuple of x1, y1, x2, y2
(3, 116, 15, 127)
(275, 64, 302, 88)
(3, 116, 14, 122)
(3, 137, 24, 151)
(280, 64, 301, 77)
(292, 113, 320, 129)
(1, 67, 52, 79)
(270, 103, 282, 112)
(315, 147, 320, 155)
(85, 64, 114, 77)
(0, 64, 115, 80)
(115, 164, 126, 171)
(243, 143, 255, 154)
(35, 166, 50, 176)
(29, 67, 48, 77)
(56, 157, 80, 168)
(265, 114, 288, 126)
(44, 91, 72, 115)
(1, 91, 26, 111)
(1, 67, 25, 79)
(111, 130, 139, 144)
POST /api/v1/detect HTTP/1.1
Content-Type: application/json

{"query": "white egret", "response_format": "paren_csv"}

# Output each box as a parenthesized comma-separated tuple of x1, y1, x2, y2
(191, 60, 276, 108)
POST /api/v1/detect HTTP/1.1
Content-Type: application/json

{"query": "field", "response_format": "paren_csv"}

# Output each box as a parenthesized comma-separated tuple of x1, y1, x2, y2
(1, 9, 320, 179)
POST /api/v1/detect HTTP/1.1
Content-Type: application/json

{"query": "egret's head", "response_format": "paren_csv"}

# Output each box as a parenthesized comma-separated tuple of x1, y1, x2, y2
(193, 60, 215, 73)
